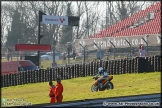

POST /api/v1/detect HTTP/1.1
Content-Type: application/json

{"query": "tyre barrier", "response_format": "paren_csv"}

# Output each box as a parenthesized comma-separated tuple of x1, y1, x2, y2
(1, 55, 161, 88)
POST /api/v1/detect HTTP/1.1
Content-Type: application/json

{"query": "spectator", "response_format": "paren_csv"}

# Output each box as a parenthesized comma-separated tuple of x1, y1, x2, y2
(55, 78, 63, 103)
(138, 45, 147, 73)
(49, 81, 56, 103)
(138, 45, 147, 58)
(5, 47, 12, 61)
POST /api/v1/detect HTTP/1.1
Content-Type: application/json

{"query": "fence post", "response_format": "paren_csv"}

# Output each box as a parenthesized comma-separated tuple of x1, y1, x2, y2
(8, 74, 11, 87)
(108, 61, 111, 75)
(22, 72, 24, 85)
(159, 55, 162, 72)
(28, 70, 31, 83)
(116, 60, 120, 75)
(120, 59, 123, 74)
(23, 72, 26, 84)
(60, 67, 63, 80)
(92, 61, 95, 76)
(89, 62, 92, 76)
(123, 59, 127, 74)
(75, 64, 80, 77)
(132, 58, 135, 73)
(31, 70, 35, 83)
(56, 67, 58, 78)
(70, 66, 73, 79)
(12, 74, 15, 86)
(35, 70, 38, 83)
(15, 73, 18, 86)
(62, 67, 65, 80)
(112, 60, 115, 75)
(43, 69, 46, 82)
(2, 75, 4, 87)
(67, 67, 70, 79)
(73, 65, 75, 78)
(53, 68, 56, 80)
(18, 72, 21, 85)
(19, 72, 22, 85)
(5, 75, 7, 87)
(6, 74, 9, 87)
(145, 57, 149, 72)
(128, 59, 131, 74)
(38, 69, 41, 82)
(87, 63, 90, 76)
(105, 60, 108, 72)
(48, 68, 52, 81)
(112, 60, 116, 75)
(46, 69, 49, 82)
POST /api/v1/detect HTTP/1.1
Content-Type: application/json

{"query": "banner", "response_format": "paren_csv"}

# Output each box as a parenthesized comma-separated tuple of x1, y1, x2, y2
(15, 44, 51, 51)
(74, 34, 161, 50)
(42, 15, 68, 25)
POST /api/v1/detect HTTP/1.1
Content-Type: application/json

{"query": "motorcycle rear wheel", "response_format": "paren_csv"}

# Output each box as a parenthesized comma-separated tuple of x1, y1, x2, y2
(91, 84, 98, 92)
(106, 82, 114, 90)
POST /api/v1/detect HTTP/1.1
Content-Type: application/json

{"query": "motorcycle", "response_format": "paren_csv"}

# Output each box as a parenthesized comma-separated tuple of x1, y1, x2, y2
(91, 76, 114, 92)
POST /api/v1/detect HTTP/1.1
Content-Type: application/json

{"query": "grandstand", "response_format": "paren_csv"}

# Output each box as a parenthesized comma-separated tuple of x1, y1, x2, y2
(89, 1, 161, 39)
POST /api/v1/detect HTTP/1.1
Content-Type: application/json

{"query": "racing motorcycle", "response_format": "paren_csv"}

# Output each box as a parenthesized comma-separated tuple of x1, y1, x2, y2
(91, 76, 114, 92)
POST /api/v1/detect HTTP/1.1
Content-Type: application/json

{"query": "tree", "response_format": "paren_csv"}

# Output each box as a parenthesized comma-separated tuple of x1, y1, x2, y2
(60, 3, 73, 44)
(5, 10, 23, 46)
(1, 3, 15, 46)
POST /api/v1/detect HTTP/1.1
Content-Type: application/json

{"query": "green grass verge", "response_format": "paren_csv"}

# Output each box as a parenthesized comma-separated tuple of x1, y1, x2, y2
(2, 72, 161, 105)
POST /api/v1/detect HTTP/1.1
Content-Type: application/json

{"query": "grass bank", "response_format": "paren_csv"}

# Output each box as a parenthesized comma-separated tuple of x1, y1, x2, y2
(2, 72, 161, 105)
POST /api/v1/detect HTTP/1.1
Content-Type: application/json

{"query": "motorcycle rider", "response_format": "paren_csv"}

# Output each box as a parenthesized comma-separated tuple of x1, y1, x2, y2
(95, 67, 109, 88)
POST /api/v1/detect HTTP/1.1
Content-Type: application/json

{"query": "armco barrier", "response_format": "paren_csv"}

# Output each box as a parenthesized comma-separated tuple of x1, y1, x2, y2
(1, 55, 161, 88)
(17, 93, 160, 107)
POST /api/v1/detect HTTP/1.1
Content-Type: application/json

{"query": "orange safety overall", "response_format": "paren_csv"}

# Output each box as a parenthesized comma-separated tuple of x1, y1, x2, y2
(49, 86, 55, 103)
(55, 83, 63, 102)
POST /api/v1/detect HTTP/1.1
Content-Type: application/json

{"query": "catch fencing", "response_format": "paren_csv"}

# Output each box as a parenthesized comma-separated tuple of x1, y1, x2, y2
(1, 55, 161, 88)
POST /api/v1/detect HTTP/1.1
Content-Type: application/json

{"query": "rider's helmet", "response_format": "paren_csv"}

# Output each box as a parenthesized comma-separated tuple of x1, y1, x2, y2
(98, 67, 104, 75)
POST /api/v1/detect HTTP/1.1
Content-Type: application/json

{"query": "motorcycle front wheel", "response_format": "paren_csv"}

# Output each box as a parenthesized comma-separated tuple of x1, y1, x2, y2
(91, 84, 98, 92)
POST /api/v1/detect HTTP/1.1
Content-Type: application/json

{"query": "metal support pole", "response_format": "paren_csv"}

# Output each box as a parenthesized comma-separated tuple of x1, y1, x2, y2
(52, 36, 57, 67)
(84, 48, 85, 63)
(142, 37, 148, 56)
(94, 42, 103, 60)
(109, 41, 116, 60)
(37, 11, 46, 66)
(79, 43, 87, 63)
(125, 39, 132, 56)
(65, 43, 71, 65)
(68, 46, 70, 65)
(37, 13, 40, 66)
(99, 43, 103, 60)
(158, 36, 161, 39)
(52, 46, 55, 65)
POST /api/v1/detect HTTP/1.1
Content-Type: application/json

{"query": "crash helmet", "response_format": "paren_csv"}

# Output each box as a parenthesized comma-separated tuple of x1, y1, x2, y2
(98, 67, 104, 75)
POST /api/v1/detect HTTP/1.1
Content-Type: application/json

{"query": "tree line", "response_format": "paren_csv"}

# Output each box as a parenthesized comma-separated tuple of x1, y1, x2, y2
(1, 1, 155, 47)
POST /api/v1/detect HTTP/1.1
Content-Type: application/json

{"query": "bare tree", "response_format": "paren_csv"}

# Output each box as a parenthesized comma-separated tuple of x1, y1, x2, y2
(1, 3, 16, 46)
(70, 1, 103, 39)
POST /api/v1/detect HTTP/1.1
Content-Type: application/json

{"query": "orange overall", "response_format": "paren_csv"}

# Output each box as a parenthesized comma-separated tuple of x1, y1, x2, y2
(55, 83, 63, 102)
(49, 86, 55, 103)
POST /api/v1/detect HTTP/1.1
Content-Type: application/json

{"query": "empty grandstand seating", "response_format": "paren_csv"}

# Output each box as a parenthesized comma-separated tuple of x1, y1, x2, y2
(89, 1, 161, 39)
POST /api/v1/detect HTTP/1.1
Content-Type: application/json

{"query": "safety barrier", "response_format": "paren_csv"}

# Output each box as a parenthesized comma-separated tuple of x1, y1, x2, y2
(1, 55, 161, 88)
(28, 93, 161, 107)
